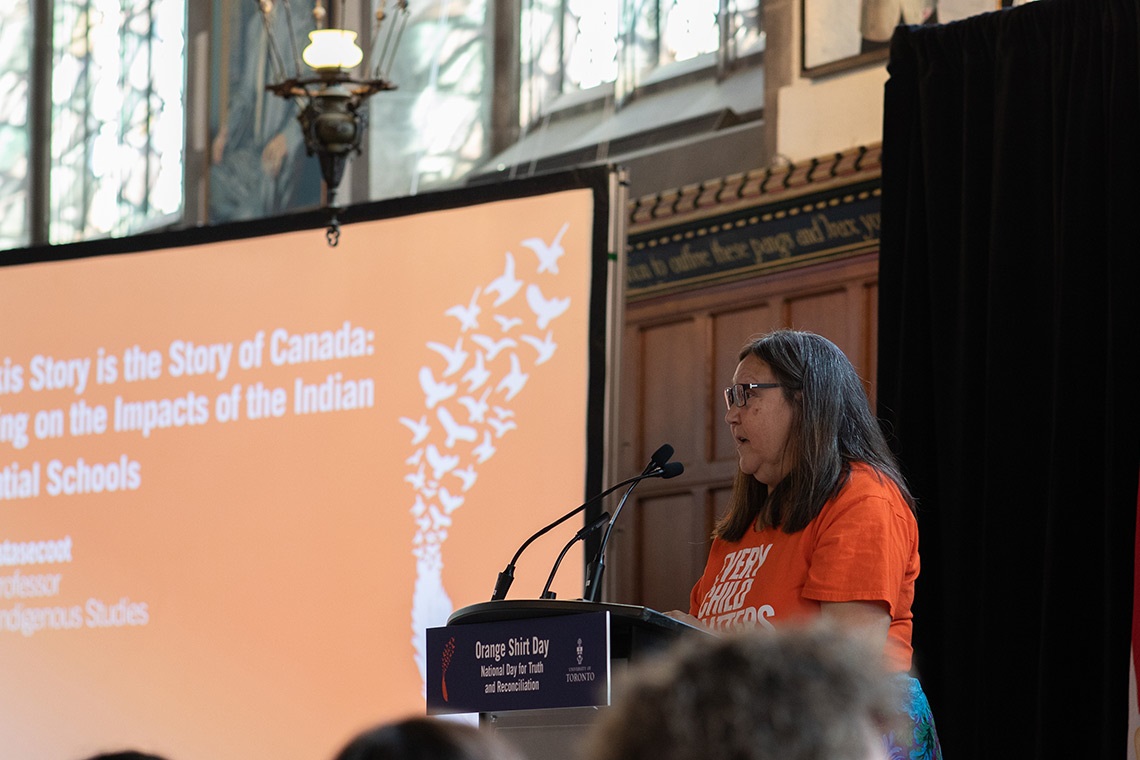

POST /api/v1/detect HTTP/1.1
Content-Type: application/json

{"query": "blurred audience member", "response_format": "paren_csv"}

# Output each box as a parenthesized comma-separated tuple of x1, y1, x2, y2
(333, 716, 524, 760)
(587, 624, 901, 760)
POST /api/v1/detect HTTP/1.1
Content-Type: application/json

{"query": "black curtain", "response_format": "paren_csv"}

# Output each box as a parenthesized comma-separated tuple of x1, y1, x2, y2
(878, 1, 1140, 758)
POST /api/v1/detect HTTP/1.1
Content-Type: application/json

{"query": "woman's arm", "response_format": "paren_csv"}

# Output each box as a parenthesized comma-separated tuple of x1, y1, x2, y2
(820, 600, 891, 650)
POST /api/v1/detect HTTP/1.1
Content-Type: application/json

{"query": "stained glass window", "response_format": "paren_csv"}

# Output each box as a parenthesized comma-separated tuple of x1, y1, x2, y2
(50, 0, 185, 243)
(521, 0, 763, 127)
(367, 0, 492, 201)
(0, 3, 31, 250)
(0, 0, 185, 250)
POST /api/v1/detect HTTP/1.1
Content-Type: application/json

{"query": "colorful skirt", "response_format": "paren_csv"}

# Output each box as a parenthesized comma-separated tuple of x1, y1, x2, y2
(884, 675, 943, 760)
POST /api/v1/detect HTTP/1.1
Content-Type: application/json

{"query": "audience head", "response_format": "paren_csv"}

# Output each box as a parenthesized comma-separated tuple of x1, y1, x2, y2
(588, 624, 901, 760)
(80, 752, 169, 760)
(332, 716, 523, 760)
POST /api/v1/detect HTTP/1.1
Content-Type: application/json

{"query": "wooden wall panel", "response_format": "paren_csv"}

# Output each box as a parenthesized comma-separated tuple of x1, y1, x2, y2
(641, 320, 705, 467)
(608, 254, 880, 611)
(634, 491, 709, 612)
(712, 305, 778, 462)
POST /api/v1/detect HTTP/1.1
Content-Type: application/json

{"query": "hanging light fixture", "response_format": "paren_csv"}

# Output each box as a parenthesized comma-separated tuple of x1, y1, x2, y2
(258, 0, 410, 246)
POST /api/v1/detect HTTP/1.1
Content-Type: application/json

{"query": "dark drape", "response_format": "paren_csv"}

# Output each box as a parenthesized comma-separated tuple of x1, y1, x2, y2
(878, 1, 1140, 758)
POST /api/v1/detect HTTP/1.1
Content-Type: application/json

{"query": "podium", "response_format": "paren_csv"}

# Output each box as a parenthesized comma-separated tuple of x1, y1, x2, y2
(425, 599, 703, 760)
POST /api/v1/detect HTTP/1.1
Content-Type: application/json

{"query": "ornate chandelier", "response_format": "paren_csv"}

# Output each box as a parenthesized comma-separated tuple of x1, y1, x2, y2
(257, 0, 409, 246)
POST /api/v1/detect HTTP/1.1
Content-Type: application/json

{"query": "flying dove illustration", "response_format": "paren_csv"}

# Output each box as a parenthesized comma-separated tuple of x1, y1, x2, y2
(472, 431, 497, 463)
(526, 284, 571, 330)
(488, 417, 518, 438)
(419, 366, 457, 409)
(522, 222, 569, 274)
(438, 487, 465, 515)
(399, 414, 431, 444)
(425, 444, 460, 480)
(520, 331, 557, 365)
(444, 286, 482, 332)
(452, 465, 478, 492)
(494, 315, 523, 333)
(457, 388, 491, 423)
(486, 251, 524, 306)
(496, 353, 529, 401)
(462, 351, 491, 392)
(471, 334, 518, 361)
(437, 406, 478, 449)
(426, 337, 469, 377)
(404, 463, 427, 491)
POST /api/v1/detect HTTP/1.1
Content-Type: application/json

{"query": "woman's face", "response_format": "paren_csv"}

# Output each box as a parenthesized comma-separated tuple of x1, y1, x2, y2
(725, 354, 797, 486)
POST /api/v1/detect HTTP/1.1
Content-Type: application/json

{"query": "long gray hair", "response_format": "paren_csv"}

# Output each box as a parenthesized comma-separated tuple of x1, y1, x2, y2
(715, 330, 915, 540)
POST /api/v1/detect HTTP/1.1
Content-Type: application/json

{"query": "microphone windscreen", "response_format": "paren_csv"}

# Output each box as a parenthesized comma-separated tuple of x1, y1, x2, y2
(660, 461, 684, 479)
(649, 443, 674, 467)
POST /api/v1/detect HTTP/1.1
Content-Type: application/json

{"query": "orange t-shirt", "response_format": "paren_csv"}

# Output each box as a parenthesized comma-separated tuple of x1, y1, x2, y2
(689, 463, 919, 672)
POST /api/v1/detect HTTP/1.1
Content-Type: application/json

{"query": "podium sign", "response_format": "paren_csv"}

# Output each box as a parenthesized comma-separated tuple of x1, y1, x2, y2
(426, 611, 611, 715)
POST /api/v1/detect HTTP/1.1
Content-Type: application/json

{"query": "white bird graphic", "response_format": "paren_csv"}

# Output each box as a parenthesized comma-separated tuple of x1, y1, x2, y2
(496, 353, 529, 401)
(452, 465, 478, 492)
(428, 505, 452, 530)
(471, 334, 517, 361)
(405, 448, 424, 466)
(444, 286, 482, 332)
(494, 315, 523, 333)
(473, 431, 497, 463)
(425, 444, 460, 480)
(488, 417, 518, 438)
(418, 366, 457, 409)
(486, 251, 523, 306)
(457, 388, 491, 423)
(398, 415, 431, 444)
(426, 337, 469, 377)
(521, 331, 557, 365)
(526, 284, 571, 330)
(404, 463, 427, 491)
(410, 493, 428, 517)
(492, 406, 515, 419)
(438, 487, 465, 515)
(437, 406, 478, 448)
(522, 221, 569, 274)
(462, 351, 491, 392)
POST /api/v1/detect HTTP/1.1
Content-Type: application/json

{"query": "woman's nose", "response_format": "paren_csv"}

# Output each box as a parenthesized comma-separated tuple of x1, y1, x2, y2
(724, 404, 738, 426)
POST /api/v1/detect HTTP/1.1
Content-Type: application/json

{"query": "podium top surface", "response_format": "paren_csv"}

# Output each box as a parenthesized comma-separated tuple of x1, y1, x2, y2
(447, 598, 703, 636)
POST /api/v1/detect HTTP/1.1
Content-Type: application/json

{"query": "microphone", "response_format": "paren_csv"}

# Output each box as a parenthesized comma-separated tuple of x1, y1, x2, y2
(539, 511, 611, 599)
(642, 443, 673, 474)
(583, 458, 684, 602)
(489, 443, 679, 601)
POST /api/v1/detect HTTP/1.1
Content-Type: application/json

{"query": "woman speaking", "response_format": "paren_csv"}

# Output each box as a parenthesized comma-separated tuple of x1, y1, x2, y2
(678, 330, 942, 759)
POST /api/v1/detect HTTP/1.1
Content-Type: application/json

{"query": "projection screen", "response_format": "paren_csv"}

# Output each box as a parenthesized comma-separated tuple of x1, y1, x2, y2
(0, 170, 612, 760)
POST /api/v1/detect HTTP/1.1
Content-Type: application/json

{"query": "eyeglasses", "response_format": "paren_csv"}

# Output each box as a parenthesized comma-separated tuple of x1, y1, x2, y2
(723, 382, 782, 409)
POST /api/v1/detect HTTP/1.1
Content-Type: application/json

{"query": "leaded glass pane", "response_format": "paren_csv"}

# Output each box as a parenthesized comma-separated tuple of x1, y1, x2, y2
(50, 0, 184, 244)
(0, 2, 31, 250)
(660, 0, 719, 63)
(367, 0, 491, 200)
(519, 0, 764, 129)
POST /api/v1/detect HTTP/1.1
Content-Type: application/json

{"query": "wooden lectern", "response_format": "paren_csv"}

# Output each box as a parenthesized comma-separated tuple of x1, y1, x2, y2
(426, 599, 704, 760)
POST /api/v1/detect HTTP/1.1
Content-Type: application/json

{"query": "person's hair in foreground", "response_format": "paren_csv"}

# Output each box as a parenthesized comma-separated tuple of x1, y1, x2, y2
(332, 716, 523, 760)
(718, 329, 915, 540)
(588, 624, 901, 760)
(80, 753, 169, 760)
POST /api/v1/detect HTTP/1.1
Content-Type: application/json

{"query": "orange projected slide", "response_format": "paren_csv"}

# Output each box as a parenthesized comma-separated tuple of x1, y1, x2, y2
(0, 185, 604, 760)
